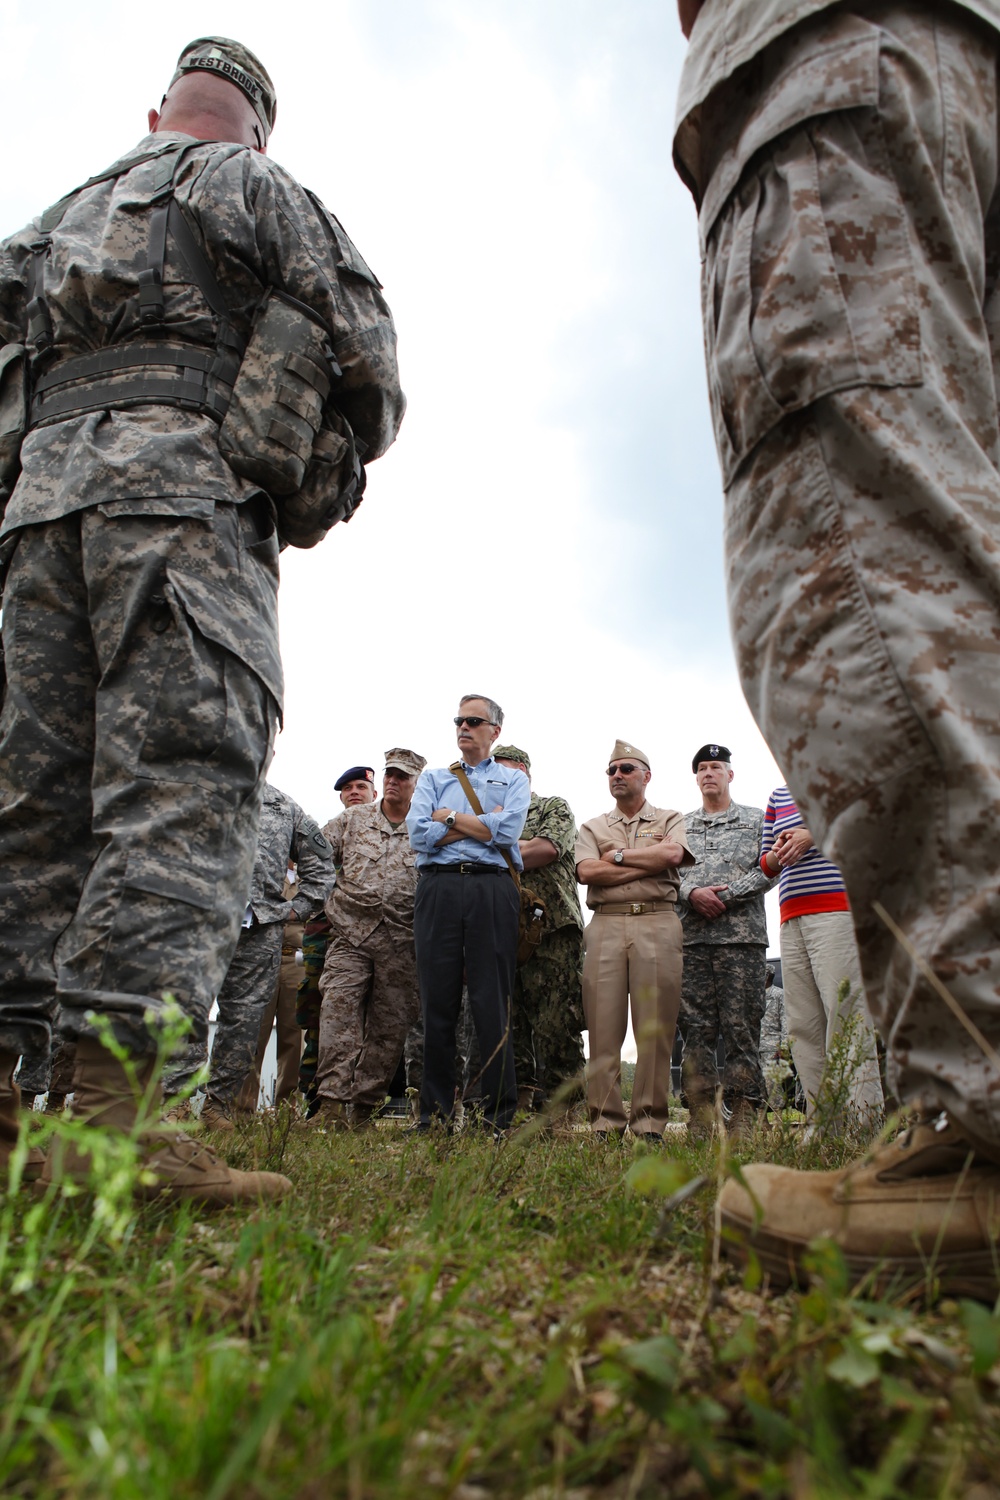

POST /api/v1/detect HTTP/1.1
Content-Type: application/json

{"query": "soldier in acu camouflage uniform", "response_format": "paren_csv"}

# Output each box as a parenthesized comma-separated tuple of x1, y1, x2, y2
(678, 744, 775, 1136)
(676, 0, 1000, 1297)
(493, 746, 585, 1114)
(0, 37, 403, 1201)
(310, 749, 426, 1131)
(165, 782, 333, 1127)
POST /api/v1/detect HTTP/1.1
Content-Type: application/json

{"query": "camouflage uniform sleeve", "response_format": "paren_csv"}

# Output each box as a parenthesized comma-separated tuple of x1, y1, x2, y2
(195, 153, 404, 462)
(0, 232, 31, 345)
(528, 796, 577, 859)
(289, 807, 335, 919)
(322, 812, 345, 870)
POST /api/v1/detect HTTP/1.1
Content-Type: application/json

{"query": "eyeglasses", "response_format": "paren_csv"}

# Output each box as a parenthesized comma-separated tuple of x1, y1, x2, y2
(607, 762, 639, 777)
(454, 716, 493, 728)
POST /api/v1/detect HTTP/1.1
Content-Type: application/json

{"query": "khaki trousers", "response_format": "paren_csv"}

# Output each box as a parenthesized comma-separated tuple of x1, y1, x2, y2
(697, 4, 1000, 1145)
(582, 908, 682, 1133)
(780, 912, 883, 1124)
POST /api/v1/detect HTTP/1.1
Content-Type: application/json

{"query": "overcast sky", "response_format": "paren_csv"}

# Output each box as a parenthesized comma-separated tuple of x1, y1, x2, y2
(1, 0, 786, 977)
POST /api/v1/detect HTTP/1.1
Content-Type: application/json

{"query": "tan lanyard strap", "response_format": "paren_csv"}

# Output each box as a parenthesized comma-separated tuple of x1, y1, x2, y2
(449, 762, 520, 889)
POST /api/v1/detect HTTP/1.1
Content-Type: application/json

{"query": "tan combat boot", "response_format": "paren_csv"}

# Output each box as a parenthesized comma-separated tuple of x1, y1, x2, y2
(726, 1098, 761, 1145)
(686, 1086, 719, 1143)
(199, 1098, 236, 1133)
(307, 1098, 350, 1131)
(719, 1116, 1000, 1301)
(0, 1048, 46, 1183)
(41, 1037, 291, 1205)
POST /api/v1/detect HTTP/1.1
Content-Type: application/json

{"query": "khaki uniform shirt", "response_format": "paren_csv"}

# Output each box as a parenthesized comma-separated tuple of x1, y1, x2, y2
(575, 802, 693, 910)
(322, 799, 419, 944)
(675, 0, 1000, 209)
(521, 792, 584, 933)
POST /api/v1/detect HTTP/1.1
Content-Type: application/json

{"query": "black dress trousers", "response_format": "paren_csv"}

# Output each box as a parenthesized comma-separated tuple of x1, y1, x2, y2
(413, 867, 519, 1129)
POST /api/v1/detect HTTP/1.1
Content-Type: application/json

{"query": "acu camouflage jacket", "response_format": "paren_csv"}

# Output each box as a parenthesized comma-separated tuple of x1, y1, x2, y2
(246, 783, 333, 927)
(679, 800, 775, 947)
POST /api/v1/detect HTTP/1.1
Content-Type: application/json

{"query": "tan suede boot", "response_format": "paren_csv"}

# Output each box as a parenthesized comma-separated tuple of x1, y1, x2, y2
(307, 1098, 350, 1132)
(199, 1099, 236, 1133)
(719, 1116, 1000, 1300)
(41, 1037, 291, 1205)
(0, 1048, 46, 1183)
(686, 1090, 719, 1143)
(727, 1098, 761, 1145)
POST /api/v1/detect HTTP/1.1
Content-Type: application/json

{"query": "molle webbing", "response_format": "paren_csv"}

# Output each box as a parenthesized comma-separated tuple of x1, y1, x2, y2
(29, 342, 239, 427)
(26, 142, 246, 430)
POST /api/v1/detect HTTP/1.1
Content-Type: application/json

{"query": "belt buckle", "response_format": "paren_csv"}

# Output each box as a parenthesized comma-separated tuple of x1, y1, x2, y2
(630, 902, 644, 915)
(459, 862, 470, 876)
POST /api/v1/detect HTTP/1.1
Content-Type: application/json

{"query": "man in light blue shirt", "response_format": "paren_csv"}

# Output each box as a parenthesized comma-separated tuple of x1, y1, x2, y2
(407, 694, 530, 1131)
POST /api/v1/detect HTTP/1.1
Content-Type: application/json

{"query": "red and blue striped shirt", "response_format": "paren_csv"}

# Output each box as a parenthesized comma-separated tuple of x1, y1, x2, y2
(760, 785, 850, 924)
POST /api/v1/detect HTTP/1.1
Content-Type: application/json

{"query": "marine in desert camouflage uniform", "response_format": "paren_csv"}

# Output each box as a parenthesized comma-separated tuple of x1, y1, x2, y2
(493, 746, 585, 1109)
(165, 782, 332, 1123)
(311, 749, 426, 1129)
(676, 0, 1000, 1294)
(0, 36, 403, 1195)
(678, 744, 774, 1130)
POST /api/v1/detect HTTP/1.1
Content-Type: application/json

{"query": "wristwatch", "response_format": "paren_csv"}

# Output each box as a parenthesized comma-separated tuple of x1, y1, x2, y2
(613, 849, 625, 865)
(444, 811, 457, 829)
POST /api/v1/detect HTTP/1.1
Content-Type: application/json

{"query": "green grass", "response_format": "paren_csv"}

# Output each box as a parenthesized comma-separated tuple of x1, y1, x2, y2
(3, 1110, 1000, 1498)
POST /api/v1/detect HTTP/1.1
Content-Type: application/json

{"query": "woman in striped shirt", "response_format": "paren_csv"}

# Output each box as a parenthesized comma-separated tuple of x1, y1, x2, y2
(761, 786, 883, 1129)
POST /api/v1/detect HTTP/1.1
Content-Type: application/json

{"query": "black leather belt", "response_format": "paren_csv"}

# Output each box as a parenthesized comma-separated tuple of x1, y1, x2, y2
(421, 863, 505, 876)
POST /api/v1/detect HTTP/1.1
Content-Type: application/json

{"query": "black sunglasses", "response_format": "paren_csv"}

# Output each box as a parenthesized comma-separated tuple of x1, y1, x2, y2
(454, 715, 493, 728)
(607, 762, 639, 776)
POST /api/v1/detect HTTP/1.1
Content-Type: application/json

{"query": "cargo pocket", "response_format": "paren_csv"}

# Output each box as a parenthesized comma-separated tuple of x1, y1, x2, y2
(136, 582, 276, 798)
(699, 20, 922, 487)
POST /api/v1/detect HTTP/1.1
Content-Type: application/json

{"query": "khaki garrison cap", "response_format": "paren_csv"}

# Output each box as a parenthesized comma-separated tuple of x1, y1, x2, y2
(170, 37, 277, 142)
(609, 739, 650, 770)
(493, 744, 531, 772)
(384, 748, 427, 777)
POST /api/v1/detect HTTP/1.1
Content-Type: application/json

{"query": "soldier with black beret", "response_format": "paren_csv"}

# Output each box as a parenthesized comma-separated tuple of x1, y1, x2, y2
(678, 744, 775, 1139)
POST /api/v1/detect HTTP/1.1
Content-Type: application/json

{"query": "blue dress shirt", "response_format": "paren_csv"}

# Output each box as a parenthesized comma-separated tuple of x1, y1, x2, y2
(406, 758, 530, 870)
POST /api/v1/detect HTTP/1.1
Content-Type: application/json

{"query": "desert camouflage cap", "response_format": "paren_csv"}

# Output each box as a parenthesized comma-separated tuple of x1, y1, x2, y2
(609, 739, 650, 771)
(493, 744, 531, 772)
(170, 37, 276, 142)
(383, 748, 427, 777)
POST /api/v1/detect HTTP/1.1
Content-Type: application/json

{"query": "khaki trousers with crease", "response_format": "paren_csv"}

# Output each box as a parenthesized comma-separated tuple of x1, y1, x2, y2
(582, 907, 682, 1133)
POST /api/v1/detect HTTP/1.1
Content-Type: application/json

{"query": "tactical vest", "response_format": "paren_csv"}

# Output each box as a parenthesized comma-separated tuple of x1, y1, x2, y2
(15, 139, 365, 547)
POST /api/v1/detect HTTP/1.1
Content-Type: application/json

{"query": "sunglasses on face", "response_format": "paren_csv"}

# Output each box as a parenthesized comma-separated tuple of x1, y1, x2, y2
(454, 716, 493, 728)
(607, 762, 639, 777)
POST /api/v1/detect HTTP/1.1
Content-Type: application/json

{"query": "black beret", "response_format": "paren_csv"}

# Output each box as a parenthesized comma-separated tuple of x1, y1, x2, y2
(334, 765, 375, 791)
(691, 743, 732, 773)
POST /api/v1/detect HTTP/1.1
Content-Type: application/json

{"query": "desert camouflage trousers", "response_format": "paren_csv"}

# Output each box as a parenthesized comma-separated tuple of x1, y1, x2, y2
(0, 505, 277, 1061)
(700, 4, 1000, 1145)
(512, 925, 586, 1098)
(315, 921, 420, 1114)
(678, 944, 767, 1109)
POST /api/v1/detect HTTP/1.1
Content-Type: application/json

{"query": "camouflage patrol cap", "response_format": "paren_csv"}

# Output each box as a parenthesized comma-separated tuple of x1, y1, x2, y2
(384, 748, 427, 777)
(170, 37, 277, 142)
(334, 765, 374, 791)
(493, 744, 531, 772)
(691, 743, 732, 772)
(609, 739, 650, 771)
